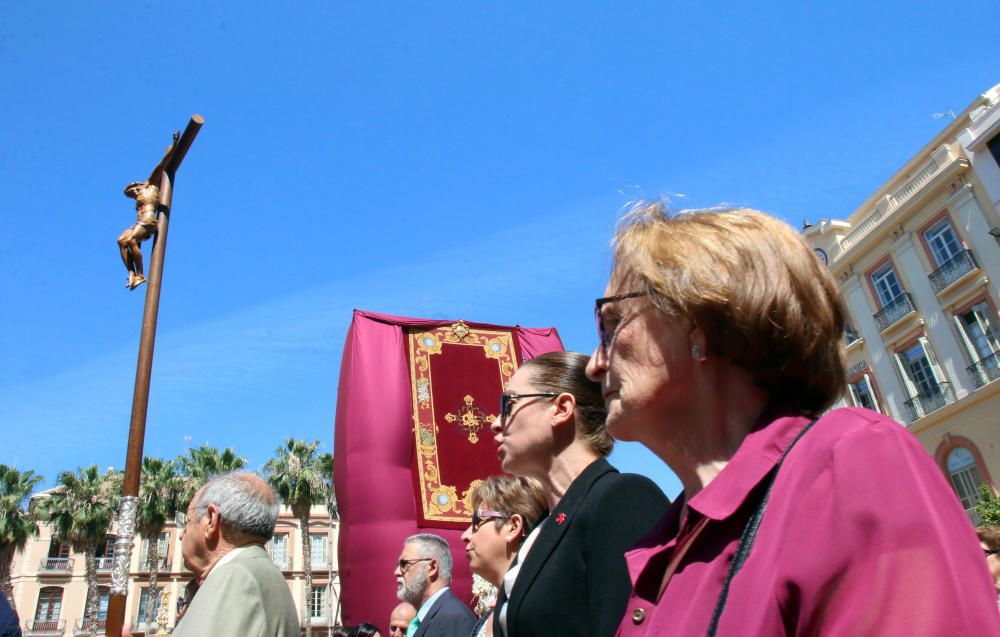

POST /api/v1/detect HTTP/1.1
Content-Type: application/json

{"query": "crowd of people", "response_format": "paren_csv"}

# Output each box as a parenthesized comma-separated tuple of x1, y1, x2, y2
(4, 204, 999, 636)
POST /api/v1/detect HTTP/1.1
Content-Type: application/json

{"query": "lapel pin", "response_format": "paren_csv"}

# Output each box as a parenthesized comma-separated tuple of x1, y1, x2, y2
(556, 512, 567, 525)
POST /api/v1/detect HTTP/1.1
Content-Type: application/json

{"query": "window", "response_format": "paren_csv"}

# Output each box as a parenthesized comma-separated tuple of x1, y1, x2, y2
(894, 338, 953, 421)
(988, 131, 1000, 168)
(871, 263, 903, 307)
(47, 540, 69, 559)
(899, 342, 940, 397)
(844, 321, 861, 345)
(847, 374, 881, 413)
(96, 534, 115, 569)
(140, 532, 169, 570)
(135, 587, 162, 626)
(923, 219, 962, 267)
(309, 585, 328, 623)
(948, 447, 985, 524)
(269, 533, 289, 568)
(34, 587, 63, 623)
(955, 301, 1000, 363)
(96, 587, 110, 621)
(310, 534, 328, 567)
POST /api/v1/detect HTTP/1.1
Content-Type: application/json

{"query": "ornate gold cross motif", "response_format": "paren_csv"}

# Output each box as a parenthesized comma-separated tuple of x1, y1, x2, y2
(444, 395, 497, 444)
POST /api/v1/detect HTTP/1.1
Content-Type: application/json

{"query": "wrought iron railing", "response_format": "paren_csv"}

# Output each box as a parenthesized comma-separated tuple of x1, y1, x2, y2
(967, 350, 1000, 389)
(873, 293, 916, 331)
(902, 382, 955, 422)
(73, 618, 106, 635)
(844, 325, 862, 346)
(95, 556, 114, 570)
(928, 249, 978, 293)
(25, 619, 65, 634)
(39, 557, 73, 572)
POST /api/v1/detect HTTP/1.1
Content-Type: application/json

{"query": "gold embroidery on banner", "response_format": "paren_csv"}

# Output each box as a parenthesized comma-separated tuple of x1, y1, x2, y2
(444, 395, 497, 444)
(450, 320, 471, 341)
(407, 323, 519, 523)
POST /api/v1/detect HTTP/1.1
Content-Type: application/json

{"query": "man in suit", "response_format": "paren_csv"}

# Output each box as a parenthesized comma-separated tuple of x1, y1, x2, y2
(173, 471, 299, 637)
(394, 534, 475, 637)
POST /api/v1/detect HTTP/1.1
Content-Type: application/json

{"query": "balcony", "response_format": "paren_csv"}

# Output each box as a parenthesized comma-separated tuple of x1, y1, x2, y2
(138, 556, 169, 572)
(74, 618, 106, 636)
(967, 351, 1000, 389)
(95, 556, 114, 571)
(25, 619, 65, 635)
(928, 249, 978, 293)
(844, 325, 862, 347)
(39, 557, 73, 573)
(873, 293, 916, 332)
(902, 382, 956, 422)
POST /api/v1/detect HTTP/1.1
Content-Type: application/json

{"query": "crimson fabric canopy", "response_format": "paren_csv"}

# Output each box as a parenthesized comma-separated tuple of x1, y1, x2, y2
(333, 310, 563, 627)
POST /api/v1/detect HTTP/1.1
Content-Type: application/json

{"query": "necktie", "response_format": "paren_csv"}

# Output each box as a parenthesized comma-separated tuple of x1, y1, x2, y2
(406, 616, 420, 637)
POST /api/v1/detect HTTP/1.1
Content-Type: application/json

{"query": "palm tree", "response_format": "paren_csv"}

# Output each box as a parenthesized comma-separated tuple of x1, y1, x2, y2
(177, 445, 247, 506)
(263, 439, 329, 637)
(36, 466, 119, 627)
(137, 457, 182, 629)
(0, 465, 42, 611)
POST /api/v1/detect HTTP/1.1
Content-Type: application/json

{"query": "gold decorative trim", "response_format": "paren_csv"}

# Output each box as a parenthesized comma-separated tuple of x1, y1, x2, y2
(407, 324, 518, 523)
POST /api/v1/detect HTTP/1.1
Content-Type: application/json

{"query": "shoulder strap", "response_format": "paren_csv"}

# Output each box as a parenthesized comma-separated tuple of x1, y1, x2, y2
(706, 418, 818, 637)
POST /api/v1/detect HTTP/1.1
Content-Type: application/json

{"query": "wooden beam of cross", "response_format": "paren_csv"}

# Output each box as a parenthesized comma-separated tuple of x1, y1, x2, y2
(106, 114, 204, 637)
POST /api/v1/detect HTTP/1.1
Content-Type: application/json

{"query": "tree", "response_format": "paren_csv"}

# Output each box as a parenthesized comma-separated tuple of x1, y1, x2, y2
(0, 465, 42, 611)
(137, 457, 182, 630)
(36, 466, 119, 627)
(264, 439, 329, 637)
(177, 445, 247, 506)
(976, 484, 1000, 526)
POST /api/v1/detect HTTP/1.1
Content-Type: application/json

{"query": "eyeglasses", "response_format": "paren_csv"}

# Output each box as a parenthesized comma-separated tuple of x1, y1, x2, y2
(499, 392, 559, 428)
(595, 291, 648, 350)
(389, 627, 407, 635)
(471, 509, 508, 532)
(397, 557, 433, 573)
(176, 506, 208, 527)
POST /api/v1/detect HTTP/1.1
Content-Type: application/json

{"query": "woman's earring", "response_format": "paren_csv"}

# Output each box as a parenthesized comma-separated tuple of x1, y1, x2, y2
(691, 344, 703, 360)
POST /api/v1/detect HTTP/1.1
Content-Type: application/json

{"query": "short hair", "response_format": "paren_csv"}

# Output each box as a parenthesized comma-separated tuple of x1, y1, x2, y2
(976, 525, 1000, 551)
(404, 533, 453, 583)
(520, 351, 613, 455)
(470, 475, 548, 534)
(611, 202, 847, 415)
(194, 471, 280, 540)
(355, 623, 380, 637)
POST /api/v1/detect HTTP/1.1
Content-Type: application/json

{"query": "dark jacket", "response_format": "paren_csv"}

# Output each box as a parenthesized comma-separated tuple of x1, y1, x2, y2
(495, 458, 669, 637)
(414, 588, 477, 637)
(0, 594, 20, 637)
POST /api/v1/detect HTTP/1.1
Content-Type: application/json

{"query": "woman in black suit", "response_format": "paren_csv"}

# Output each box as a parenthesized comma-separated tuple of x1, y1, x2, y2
(489, 351, 668, 637)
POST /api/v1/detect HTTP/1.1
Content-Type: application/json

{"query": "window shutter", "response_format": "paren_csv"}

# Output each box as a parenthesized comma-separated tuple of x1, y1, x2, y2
(863, 373, 882, 413)
(894, 351, 919, 397)
(919, 336, 946, 384)
(953, 314, 979, 362)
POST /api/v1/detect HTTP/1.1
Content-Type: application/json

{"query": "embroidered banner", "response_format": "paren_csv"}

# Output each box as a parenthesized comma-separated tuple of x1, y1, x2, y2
(333, 310, 564, 627)
(407, 320, 517, 528)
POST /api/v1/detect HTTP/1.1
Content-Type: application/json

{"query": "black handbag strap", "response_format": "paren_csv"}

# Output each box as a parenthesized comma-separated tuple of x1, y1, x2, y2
(706, 417, 819, 637)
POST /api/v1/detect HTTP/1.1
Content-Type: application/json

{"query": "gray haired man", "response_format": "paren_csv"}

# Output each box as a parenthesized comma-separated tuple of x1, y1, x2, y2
(173, 471, 299, 637)
(394, 534, 475, 637)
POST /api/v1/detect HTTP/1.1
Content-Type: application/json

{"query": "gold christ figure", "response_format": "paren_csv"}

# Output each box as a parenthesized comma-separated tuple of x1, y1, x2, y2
(116, 141, 175, 290)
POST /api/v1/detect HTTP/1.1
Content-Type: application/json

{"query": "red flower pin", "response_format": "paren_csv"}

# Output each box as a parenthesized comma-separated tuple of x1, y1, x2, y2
(556, 513, 567, 525)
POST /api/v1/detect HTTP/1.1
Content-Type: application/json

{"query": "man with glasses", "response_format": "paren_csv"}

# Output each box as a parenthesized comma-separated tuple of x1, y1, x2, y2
(394, 534, 475, 637)
(388, 602, 417, 637)
(173, 471, 298, 637)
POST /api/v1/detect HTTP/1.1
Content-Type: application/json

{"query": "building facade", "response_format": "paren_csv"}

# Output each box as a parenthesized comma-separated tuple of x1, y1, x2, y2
(8, 503, 340, 636)
(805, 83, 1000, 524)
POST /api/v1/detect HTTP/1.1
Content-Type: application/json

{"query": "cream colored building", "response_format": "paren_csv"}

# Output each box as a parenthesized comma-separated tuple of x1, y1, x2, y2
(805, 82, 1000, 524)
(8, 502, 340, 636)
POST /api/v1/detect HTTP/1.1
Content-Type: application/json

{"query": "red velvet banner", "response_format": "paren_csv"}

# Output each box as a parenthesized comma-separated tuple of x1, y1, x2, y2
(333, 310, 564, 628)
(406, 321, 517, 528)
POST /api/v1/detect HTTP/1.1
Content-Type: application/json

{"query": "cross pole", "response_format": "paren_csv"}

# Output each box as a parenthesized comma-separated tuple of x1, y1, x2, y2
(106, 114, 204, 637)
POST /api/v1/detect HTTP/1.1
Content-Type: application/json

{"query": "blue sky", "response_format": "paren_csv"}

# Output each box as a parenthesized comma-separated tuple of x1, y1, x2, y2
(2, 2, 998, 498)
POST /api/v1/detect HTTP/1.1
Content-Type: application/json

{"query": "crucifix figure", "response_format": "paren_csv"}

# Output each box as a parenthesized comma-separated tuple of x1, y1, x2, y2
(116, 138, 176, 290)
